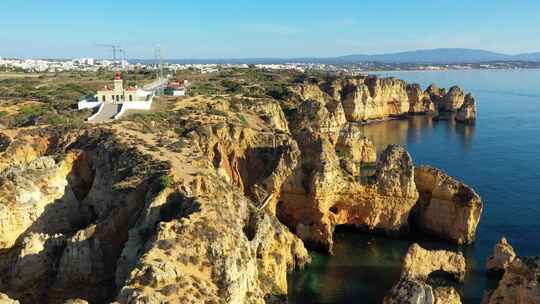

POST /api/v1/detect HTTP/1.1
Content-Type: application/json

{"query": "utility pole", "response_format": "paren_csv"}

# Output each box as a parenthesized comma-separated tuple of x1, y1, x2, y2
(95, 43, 121, 69)
(118, 49, 127, 69)
(155, 46, 164, 95)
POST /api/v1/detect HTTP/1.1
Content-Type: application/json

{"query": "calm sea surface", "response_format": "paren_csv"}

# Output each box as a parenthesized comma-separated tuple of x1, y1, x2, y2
(288, 69, 540, 303)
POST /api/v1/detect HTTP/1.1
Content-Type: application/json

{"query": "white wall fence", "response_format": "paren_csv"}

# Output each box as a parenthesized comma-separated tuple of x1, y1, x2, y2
(78, 99, 102, 110)
(86, 103, 106, 121)
(113, 96, 154, 120)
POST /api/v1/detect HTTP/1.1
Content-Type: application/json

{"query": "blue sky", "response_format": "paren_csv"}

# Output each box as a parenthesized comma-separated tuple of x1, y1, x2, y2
(1, 0, 539, 59)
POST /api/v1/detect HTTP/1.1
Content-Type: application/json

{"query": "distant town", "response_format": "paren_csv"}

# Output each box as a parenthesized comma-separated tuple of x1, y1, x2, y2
(2, 56, 540, 75)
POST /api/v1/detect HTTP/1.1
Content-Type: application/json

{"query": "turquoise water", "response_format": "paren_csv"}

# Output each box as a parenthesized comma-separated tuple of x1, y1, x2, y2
(288, 70, 540, 303)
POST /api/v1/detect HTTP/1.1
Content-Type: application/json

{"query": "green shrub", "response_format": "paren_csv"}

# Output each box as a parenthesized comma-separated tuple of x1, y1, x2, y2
(237, 114, 248, 125)
(158, 174, 174, 190)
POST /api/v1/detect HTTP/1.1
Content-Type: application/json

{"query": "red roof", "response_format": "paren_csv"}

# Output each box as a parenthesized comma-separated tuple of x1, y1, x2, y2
(114, 71, 122, 80)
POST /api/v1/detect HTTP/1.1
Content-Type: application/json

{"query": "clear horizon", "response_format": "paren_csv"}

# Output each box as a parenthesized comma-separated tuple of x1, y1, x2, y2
(1, 0, 539, 59)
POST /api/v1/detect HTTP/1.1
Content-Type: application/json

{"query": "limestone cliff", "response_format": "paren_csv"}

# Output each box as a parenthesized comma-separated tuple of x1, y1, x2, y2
(440, 86, 465, 112)
(290, 75, 474, 123)
(456, 93, 477, 124)
(278, 142, 419, 252)
(407, 84, 437, 115)
(0, 100, 310, 303)
(0, 73, 484, 303)
(413, 166, 483, 244)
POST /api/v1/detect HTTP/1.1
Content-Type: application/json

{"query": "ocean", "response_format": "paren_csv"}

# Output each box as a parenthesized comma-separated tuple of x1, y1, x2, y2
(287, 69, 540, 303)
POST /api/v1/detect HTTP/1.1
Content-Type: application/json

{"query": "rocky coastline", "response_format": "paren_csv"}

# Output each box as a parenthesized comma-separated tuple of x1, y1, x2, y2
(0, 73, 496, 303)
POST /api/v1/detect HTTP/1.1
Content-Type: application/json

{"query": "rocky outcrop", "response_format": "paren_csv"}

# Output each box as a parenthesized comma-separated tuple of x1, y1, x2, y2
(341, 76, 410, 121)
(117, 185, 309, 304)
(455, 93, 477, 124)
(384, 243, 465, 304)
(484, 256, 540, 304)
(384, 279, 462, 304)
(407, 84, 437, 115)
(402, 243, 466, 282)
(486, 237, 517, 275)
(0, 155, 81, 249)
(292, 76, 475, 124)
(384, 278, 435, 304)
(279, 143, 419, 252)
(291, 98, 347, 139)
(413, 166, 483, 244)
(336, 126, 377, 175)
(440, 86, 465, 112)
(426, 84, 447, 108)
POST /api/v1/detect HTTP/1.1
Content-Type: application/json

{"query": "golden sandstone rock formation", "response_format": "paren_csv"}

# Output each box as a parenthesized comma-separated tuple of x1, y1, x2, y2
(384, 243, 465, 304)
(456, 93, 477, 124)
(484, 256, 540, 304)
(413, 166, 483, 244)
(292, 75, 475, 124)
(486, 236, 517, 275)
(483, 238, 540, 304)
(0, 74, 483, 303)
(402, 243, 466, 282)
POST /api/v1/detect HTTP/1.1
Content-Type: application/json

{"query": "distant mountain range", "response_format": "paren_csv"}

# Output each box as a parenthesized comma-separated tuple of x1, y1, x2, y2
(148, 48, 540, 65)
(332, 48, 540, 64)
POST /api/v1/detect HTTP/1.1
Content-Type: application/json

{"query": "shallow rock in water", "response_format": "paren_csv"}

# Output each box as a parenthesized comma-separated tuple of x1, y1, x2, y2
(486, 236, 517, 275)
(455, 93, 477, 124)
(385, 244, 465, 304)
(433, 287, 462, 304)
(413, 166, 483, 244)
(402, 243, 466, 283)
(384, 278, 463, 304)
(383, 278, 434, 304)
(484, 256, 540, 304)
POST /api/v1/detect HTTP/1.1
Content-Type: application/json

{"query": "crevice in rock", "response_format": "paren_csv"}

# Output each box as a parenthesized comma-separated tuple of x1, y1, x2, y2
(243, 210, 258, 241)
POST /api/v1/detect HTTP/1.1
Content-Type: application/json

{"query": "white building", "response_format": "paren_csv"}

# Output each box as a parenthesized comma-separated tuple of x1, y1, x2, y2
(95, 71, 151, 103)
(78, 72, 155, 120)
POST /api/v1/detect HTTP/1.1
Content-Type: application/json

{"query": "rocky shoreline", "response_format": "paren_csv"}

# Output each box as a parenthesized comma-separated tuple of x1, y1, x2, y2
(0, 73, 509, 304)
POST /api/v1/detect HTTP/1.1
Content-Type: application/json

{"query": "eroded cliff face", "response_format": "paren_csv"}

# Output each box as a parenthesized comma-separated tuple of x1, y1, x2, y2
(0, 127, 171, 303)
(413, 166, 483, 245)
(0, 98, 311, 303)
(290, 75, 473, 124)
(278, 140, 419, 252)
(0, 74, 484, 303)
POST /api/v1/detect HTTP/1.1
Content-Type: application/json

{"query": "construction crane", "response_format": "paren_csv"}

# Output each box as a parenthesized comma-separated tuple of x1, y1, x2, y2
(95, 43, 121, 68)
